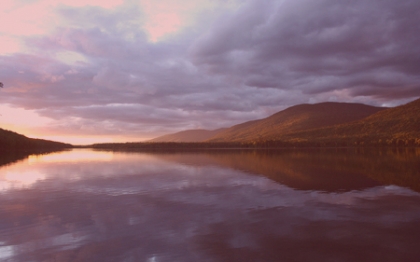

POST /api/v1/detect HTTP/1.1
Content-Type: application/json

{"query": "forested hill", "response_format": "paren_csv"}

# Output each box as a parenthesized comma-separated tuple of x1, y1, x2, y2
(283, 98, 420, 146)
(90, 99, 420, 149)
(208, 102, 385, 142)
(0, 128, 72, 150)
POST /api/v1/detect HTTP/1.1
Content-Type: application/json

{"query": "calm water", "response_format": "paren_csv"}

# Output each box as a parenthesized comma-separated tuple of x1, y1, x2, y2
(0, 148, 419, 262)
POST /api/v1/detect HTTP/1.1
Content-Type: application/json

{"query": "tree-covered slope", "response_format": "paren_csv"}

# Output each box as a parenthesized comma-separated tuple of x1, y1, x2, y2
(284, 98, 420, 145)
(0, 128, 72, 150)
(208, 102, 385, 142)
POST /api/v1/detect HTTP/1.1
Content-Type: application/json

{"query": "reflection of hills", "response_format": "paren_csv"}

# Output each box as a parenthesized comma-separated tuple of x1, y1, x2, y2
(1, 149, 419, 261)
(0, 149, 69, 169)
(0, 151, 33, 168)
(154, 149, 420, 192)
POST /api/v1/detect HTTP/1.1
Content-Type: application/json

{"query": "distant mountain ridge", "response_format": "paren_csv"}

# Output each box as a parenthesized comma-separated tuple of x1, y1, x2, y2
(149, 128, 227, 142)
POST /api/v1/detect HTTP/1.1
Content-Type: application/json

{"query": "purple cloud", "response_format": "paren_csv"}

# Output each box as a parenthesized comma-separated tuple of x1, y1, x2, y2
(0, 0, 419, 141)
(191, 0, 420, 98)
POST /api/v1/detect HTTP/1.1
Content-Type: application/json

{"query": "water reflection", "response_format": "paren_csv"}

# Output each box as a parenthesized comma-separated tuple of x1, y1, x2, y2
(27, 150, 114, 163)
(0, 149, 419, 261)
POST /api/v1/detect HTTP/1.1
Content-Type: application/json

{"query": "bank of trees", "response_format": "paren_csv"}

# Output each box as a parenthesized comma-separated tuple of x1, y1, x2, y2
(0, 128, 72, 150)
(89, 136, 420, 150)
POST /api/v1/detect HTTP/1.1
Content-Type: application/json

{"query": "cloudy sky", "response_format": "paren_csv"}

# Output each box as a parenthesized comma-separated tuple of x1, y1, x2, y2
(0, 0, 419, 144)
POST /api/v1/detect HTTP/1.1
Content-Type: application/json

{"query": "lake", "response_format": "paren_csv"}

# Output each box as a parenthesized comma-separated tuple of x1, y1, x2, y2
(0, 148, 419, 261)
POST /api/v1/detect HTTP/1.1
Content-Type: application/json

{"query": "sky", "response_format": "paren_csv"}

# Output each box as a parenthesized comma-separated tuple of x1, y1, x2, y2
(0, 0, 419, 144)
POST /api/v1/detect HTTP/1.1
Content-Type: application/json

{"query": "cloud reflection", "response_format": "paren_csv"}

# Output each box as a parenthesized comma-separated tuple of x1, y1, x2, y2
(0, 150, 419, 261)
(27, 149, 114, 163)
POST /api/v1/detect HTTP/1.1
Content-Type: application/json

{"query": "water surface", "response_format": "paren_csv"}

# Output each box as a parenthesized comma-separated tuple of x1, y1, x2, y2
(0, 148, 419, 261)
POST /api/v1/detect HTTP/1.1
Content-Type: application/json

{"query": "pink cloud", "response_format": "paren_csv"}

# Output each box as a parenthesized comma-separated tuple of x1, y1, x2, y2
(0, 0, 419, 144)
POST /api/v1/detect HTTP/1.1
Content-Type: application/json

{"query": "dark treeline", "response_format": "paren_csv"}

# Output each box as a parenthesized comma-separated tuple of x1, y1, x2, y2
(0, 128, 72, 151)
(88, 137, 420, 150)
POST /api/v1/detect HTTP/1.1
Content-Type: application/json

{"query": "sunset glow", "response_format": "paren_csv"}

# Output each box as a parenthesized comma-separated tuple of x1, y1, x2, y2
(0, 0, 419, 144)
(0, 104, 52, 134)
(0, 150, 114, 190)
(1, 2, 419, 259)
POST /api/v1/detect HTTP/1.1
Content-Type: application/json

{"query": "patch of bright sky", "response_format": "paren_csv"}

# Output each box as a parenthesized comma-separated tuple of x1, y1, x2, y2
(0, 36, 22, 56)
(0, 105, 108, 145)
(0, 104, 53, 134)
(0, 0, 242, 144)
(0, 0, 53, 37)
(0, 0, 124, 54)
(59, 0, 124, 9)
(36, 135, 116, 145)
(0, 0, 242, 49)
(0, 104, 147, 145)
(55, 51, 90, 65)
(140, 0, 242, 42)
(0, 104, 151, 145)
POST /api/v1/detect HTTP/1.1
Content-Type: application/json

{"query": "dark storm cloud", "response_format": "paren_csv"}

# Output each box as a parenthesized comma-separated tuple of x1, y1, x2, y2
(191, 0, 420, 98)
(0, 0, 419, 139)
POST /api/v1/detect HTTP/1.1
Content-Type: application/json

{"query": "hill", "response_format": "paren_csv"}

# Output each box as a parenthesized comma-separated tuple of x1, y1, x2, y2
(208, 102, 385, 142)
(149, 128, 227, 142)
(284, 98, 420, 146)
(90, 99, 420, 149)
(0, 127, 72, 150)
